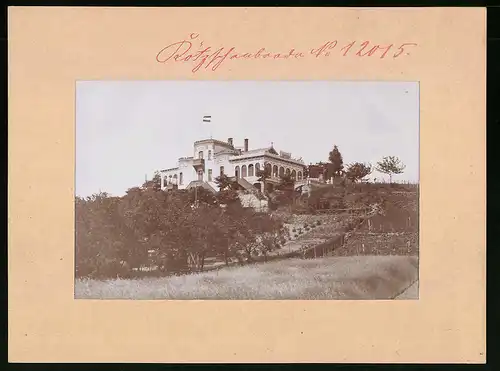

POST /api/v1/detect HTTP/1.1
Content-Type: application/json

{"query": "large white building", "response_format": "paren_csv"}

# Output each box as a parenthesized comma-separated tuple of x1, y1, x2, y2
(160, 137, 306, 193)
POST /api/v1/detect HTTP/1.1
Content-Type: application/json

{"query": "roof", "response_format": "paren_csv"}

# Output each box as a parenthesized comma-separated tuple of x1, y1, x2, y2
(231, 147, 270, 158)
(160, 167, 179, 172)
(229, 147, 305, 166)
(194, 138, 234, 149)
(215, 149, 240, 156)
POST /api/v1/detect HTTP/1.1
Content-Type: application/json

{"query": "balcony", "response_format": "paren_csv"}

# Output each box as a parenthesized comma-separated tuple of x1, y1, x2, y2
(192, 158, 205, 170)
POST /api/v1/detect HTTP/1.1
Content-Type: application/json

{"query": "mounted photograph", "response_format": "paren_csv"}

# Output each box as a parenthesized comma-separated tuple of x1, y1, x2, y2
(75, 80, 419, 300)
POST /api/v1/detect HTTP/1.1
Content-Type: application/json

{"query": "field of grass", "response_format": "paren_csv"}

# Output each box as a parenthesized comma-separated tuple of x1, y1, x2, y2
(75, 255, 418, 300)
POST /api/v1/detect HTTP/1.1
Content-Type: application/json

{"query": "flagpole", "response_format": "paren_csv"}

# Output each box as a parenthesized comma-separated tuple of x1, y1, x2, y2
(203, 115, 212, 139)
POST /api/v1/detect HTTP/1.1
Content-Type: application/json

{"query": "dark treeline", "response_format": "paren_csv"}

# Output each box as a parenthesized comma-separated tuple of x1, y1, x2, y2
(76, 174, 288, 279)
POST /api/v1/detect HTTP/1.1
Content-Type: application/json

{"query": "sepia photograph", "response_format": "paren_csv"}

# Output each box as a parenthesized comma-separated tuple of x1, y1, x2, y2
(75, 80, 419, 300)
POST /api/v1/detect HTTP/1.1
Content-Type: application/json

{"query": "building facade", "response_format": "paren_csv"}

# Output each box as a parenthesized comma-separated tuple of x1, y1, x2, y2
(160, 137, 306, 193)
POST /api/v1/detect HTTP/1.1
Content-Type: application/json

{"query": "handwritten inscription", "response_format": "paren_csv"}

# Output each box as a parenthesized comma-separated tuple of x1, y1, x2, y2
(156, 33, 418, 73)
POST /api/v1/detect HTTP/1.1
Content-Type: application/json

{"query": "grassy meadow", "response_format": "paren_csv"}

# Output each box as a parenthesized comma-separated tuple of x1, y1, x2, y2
(75, 255, 418, 300)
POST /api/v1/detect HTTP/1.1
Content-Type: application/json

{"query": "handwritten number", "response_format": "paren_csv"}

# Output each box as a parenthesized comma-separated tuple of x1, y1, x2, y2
(393, 43, 418, 58)
(340, 41, 355, 56)
(156, 34, 417, 73)
(355, 41, 370, 56)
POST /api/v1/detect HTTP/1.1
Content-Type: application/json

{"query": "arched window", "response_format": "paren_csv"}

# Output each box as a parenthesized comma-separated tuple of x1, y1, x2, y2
(291, 170, 297, 180)
(286, 168, 291, 176)
(298, 171, 303, 180)
(208, 169, 212, 181)
(272, 165, 278, 177)
(173, 174, 178, 184)
(265, 163, 272, 174)
(198, 170, 203, 181)
(198, 151, 204, 159)
(241, 165, 247, 177)
(279, 166, 285, 177)
(179, 172, 183, 185)
(208, 150, 212, 160)
(248, 164, 254, 177)
(255, 163, 261, 173)
(220, 166, 224, 176)
(169, 175, 173, 184)
(235, 166, 240, 178)
(163, 176, 168, 186)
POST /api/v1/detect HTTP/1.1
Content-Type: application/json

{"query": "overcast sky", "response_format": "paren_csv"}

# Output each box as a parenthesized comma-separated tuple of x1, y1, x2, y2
(76, 81, 419, 197)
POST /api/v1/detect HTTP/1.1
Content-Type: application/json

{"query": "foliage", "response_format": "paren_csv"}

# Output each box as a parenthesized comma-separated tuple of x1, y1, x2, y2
(375, 156, 406, 183)
(75, 184, 287, 278)
(256, 167, 271, 193)
(214, 174, 234, 191)
(328, 145, 344, 178)
(345, 162, 373, 183)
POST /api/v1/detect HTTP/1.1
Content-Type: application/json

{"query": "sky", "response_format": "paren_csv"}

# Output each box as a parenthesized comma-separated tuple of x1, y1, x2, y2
(76, 81, 419, 197)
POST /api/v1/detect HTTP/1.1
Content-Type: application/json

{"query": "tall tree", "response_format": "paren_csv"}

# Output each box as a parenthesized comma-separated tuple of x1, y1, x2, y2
(256, 167, 271, 193)
(375, 156, 406, 183)
(214, 173, 232, 191)
(345, 162, 372, 183)
(142, 171, 162, 190)
(328, 145, 344, 178)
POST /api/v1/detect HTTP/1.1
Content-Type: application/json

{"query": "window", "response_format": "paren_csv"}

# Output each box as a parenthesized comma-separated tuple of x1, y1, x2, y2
(208, 150, 212, 160)
(168, 175, 173, 184)
(279, 166, 285, 177)
(179, 172, 183, 185)
(248, 164, 254, 177)
(273, 165, 278, 177)
(241, 165, 247, 177)
(298, 171, 303, 180)
(235, 166, 240, 178)
(220, 166, 224, 176)
(208, 169, 212, 181)
(198, 170, 203, 181)
(286, 168, 291, 176)
(198, 151, 204, 159)
(255, 163, 261, 173)
(291, 170, 297, 180)
(173, 174, 178, 184)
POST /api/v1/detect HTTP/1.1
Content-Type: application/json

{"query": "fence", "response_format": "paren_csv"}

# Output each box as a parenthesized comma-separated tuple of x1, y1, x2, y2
(299, 206, 380, 259)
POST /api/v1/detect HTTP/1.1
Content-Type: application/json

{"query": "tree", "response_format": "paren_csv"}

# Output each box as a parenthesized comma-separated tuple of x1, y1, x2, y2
(277, 173, 295, 191)
(345, 162, 372, 183)
(375, 156, 406, 183)
(275, 173, 297, 207)
(75, 192, 136, 278)
(214, 174, 232, 191)
(328, 145, 344, 177)
(255, 215, 288, 261)
(303, 164, 310, 179)
(256, 167, 271, 193)
(187, 187, 217, 206)
(142, 171, 162, 190)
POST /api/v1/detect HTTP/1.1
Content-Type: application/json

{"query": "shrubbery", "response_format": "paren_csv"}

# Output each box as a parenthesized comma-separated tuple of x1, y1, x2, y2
(76, 178, 288, 279)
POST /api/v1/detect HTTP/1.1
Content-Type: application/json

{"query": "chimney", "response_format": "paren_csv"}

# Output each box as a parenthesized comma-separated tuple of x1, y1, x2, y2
(228, 137, 233, 147)
(244, 138, 249, 152)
